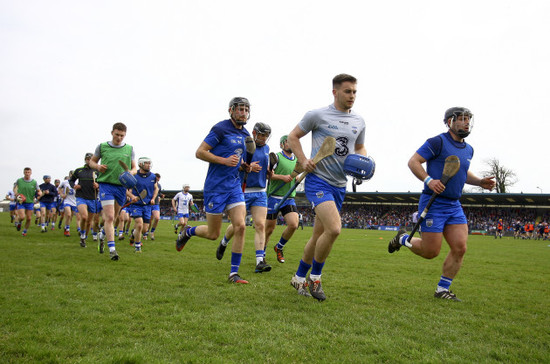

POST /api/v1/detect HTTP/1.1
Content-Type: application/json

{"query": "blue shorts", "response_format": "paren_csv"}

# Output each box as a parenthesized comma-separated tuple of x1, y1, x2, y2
(177, 213, 189, 219)
(40, 201, 57, 211)
(95, 200, 102, 213)
(418, 194, 467, 233)
(267, 196, 296, 215)
(99, 183, 127, 206)
(9, 204, 16, 211)
(304, 173, 346, 211)
(129, 204, 152, 222)
(151, 204, 160, 212)
(204, 187, 245, 214)
(245, 191, 267, 211)
(76, 197, 98, 214)
(63, 203, 78, 213)
(18, 202, 34, 211)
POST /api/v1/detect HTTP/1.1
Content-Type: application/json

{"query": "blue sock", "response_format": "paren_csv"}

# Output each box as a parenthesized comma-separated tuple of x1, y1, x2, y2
(230, 252, 242, 275)
(151, 228, 156, 233)
(296, 260, 312, 278)
(188, 226, 197, 237)
(400, 234, 410, 246)
(437, 276, 453, 291)
(107, 241, 115, 249)
(311, 259, 325, 276)
(276, 237, 288, 249)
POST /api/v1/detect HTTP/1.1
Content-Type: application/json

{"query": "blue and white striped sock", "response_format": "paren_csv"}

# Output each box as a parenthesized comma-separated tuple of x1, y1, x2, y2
(256, 250, 265, 265)
(436, 276, 453, 292)
(276, 237, 288, 249)
(230, 252, 242, 275)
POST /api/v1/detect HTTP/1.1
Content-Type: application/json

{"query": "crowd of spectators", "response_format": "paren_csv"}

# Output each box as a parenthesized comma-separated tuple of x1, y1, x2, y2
(158, 200, 547, 235)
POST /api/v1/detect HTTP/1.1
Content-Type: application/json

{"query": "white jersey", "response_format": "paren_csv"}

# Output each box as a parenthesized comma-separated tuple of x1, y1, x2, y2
(7, 190, 16, 206)
(173, 191, 193, 214)
(60, 180, 76, 206)
(299, 103, 366, 187)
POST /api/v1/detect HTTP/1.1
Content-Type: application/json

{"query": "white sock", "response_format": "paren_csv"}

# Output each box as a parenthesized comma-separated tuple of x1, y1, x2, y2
(309, 274, 321, 282)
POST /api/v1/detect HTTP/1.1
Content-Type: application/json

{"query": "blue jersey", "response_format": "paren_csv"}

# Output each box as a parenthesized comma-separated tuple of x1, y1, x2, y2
(416, 132, 473, 200)
(240, 144, 270, 189)
(134, 171, 157, 205)
(203, 119, 250, 193)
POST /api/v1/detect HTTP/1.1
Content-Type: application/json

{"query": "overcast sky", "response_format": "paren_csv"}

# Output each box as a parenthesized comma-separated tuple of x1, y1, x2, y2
(1, 0, 549, 196)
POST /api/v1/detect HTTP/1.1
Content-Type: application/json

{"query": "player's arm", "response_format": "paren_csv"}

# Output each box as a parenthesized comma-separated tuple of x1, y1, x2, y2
(171, 196, 177, 211)
(466, 170, 495, 191)
(150, 182, 159, 205)
(196, 141, 240, 167)
(355, 143, 367, 156)
(89, 155, 107, 173)
(130, 159, 137, 175)
(288, 125, 313, 172)
(408, 152, 445, 194)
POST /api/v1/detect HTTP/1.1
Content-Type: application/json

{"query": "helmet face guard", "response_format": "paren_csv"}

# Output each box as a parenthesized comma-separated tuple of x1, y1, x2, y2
(444, 107, 474, 138)
(138, 157, 152, 171)
(343, 154, 376, 180)
(253, 122, 272, 146)
(229, 97, 250, 126)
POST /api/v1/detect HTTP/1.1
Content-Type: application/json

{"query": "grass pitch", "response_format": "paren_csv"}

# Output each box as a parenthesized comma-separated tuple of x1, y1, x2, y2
(1, 214, 549, 363)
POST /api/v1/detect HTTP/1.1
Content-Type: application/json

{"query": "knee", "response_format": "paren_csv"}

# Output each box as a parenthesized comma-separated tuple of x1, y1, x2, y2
(424, 251, 440, 259)
(451, 244, 467, 257)
(325, 226, 341, 240)
(287, 221, 298, 230)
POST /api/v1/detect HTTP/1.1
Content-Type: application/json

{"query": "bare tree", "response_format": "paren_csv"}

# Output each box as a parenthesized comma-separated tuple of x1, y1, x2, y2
(480, 158, 517, 193)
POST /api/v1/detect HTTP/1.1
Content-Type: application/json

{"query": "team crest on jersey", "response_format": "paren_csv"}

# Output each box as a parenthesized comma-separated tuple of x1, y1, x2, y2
(352, 126, 358, 134)
(316, 191, 324, 199)
(234, 148, 243, 156)
(426, 219, 433, 227)
(208, 202, 214, 209)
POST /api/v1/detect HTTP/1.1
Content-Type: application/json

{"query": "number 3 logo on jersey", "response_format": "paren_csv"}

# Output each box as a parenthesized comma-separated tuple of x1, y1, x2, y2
(335, 136, 349, 157)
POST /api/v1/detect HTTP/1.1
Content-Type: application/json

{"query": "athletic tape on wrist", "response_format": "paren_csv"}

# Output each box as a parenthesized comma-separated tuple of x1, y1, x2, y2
(424, 176, 433, 186)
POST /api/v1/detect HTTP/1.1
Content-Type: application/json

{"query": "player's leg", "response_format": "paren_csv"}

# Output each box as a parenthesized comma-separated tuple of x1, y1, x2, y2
(49, 206, 57, 229)
(307, 201, 341, 264)
(251, 205, 270, 272)
(274, 209, 299, 263)
(25, 208, 33, 232)
(227, 204, 248, 282)
(63, 205, 72, 236)
(40, 206, 47, 231)
(216, 221, 234, 260)
(264, 217, 277, 250)
(132, 215, 144, 252)
(441, 224, 468, 279)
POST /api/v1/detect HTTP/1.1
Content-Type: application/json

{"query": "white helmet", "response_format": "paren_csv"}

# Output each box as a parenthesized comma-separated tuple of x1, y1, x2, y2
(138, 157, 152, 169)
(183, 184, 190, 190)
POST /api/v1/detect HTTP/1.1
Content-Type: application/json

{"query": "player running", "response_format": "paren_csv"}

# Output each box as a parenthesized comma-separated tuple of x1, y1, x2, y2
(14, 167, 42, 236)
(388, 106, 495, 301)
(176, 97, 251, 284)
(127, 157, 158, 253)
(264, 135, 300, 264)
(216, 122, 272, 273)
(288, 74, 367, 301)
(89, 122, 137, 261)
(172, 184, 195, 235)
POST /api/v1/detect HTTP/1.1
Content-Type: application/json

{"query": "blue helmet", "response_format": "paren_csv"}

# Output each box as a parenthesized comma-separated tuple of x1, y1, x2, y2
(343, 154, 375, 180)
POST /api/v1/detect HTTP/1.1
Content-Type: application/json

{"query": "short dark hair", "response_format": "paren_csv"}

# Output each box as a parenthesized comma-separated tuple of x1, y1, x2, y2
(24, 167, 31, 172)
(112, 122, 127, 132)
(155, 173, 161, 178)
(332, 74, 357, 88)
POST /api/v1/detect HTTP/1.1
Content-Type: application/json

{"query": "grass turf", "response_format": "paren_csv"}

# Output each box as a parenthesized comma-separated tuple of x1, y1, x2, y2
(1, 214, 549, 363)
